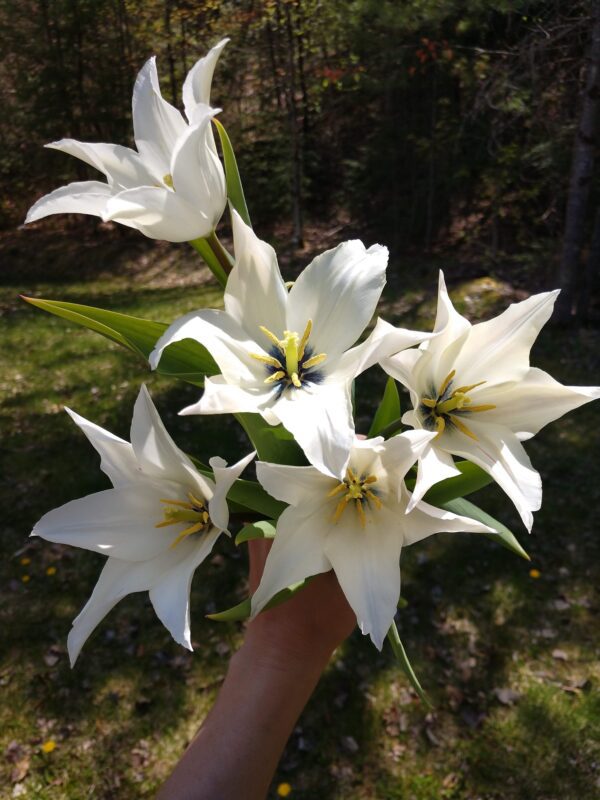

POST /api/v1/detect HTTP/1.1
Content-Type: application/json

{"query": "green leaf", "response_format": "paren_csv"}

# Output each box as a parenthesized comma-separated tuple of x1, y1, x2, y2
(208, 577, 312, 622)
(236, 413, 306, 466)
(22, 297, 218, 386)
(227, 478, 286, 519)
(235, 520, 276, 545)
(189, 237, 228, 287)
(387, 621, 431, 706)
(418, 461, 494, 505)
(214, 118, 252, 227)
(369, 377, 401, 437)
(440, 496, 530, 561)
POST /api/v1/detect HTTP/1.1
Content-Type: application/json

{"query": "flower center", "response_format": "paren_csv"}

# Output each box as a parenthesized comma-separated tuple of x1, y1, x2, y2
(163, 173, 174, 189)
(328, 467, 382, 529)
(155, 492, 211, 548)
(420, 369, 496, 440)
(250, 319, 327, 391)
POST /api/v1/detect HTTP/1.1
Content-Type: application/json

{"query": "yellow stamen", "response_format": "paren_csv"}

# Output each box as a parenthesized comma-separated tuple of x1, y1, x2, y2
(333, 495, 351, 522)
(188, 492, 205, 508)
(264, 370, 286, 384)
(453, 380, 487, 394)
(347, 467, 357, 482)
(290, 372, 302, 388)
(159, 497, 192, 508)
(259, 325, 284, 351)
(251, 352, 284, 369)
(302, 353, 327, 370)
(163, 173, 174, 189)
(438, 369, 456, 397)
(364, 475, 378, 484)
(328, 482, 347, 497)
(465, 404, 496, 412)
(435, 416, 446, 436)
(356, 500, 366, 528)
(283, 331, 300, 376)
(365, 490, 382, 509)
(421, 397, 437, 408)
(171, 522, 205, 548)
(298, 319, 312, 360)
(449, 414, 478, 440)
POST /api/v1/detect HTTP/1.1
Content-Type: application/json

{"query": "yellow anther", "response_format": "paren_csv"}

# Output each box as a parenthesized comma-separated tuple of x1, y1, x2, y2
(453, 380, 486, 394)
(439, 369, 456, 397)
(264, 370, 286, 384)
(290, 372, 302, 388)
(298, 319, 312, 360)
(163, 173, 174, 188)
(421, 397, 437, 408)
(328, 481, 347, 497)
(347, 467, 357, 483)
(171, 522, 205, 548)
(365, 490, 382, 509)
(466, 404, 496, 412)
(188, 492, 205, 508)
(302, 353, 327, 370)
(159, 497, 192, 508)
(251, 352, 284, 369)
(259, 325, 284, 351)
(356, 500, 366, 528)
(364, 475, 378, 484)
(333, 495, 351, 522)
(434, 416, 446, 436)
(449, 414, 478, 440)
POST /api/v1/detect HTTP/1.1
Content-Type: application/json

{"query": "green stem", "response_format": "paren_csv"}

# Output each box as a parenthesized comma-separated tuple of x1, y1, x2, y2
(377, 417, 404, 439)
(189, 236, 228, 287)
(387, 621, 431, 706)
(206, 229, 235, 275)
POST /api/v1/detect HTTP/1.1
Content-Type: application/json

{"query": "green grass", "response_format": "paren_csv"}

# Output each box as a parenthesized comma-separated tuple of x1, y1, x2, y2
(1, 238, 599, 798)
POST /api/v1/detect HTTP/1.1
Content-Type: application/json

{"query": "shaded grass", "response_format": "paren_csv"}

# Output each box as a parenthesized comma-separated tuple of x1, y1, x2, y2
(1, 250, 600, 798)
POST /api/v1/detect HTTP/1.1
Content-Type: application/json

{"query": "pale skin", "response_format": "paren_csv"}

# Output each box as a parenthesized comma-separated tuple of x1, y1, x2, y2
(157, 538, 355, 800)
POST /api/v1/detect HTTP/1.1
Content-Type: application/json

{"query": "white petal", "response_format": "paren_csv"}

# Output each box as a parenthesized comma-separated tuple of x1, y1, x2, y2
(441, 420, 542, 531)
(225, 210, 288, 338)
(183, 38, 229, 121)
(401, 489, 494, 546)
(256, 461, 330, 507)
(287, 241, 388, 358)
(181, 375, 270, 416)
(46, 139, 153, 189)
(324, 505, 402, 649)
(130, 385, 209, 491)
(65, 407, 139, 488)
(432, 271, 471, 338)
(208, 450, 256, 532)
(380, 430, 438, 497)
(272, 382, 354, 478)
(479, 367, 600, 437)
(453, 291, 559, 385)
(149, 528, 221, 649)
(32, 485, 175, 562)
(407, 444, 461, 511)
(251, 505, 330, 616)
(25, 181, 113, 223)
(103, 186, 213, 242)
(170, 110, 226, 226)
(132, 57, 187, 179)
(150, 309, 263, 385)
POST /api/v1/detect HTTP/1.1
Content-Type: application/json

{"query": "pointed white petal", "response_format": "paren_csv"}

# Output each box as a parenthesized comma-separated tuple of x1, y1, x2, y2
(324, 505, 402, 650)
(32, 485, 175, 561)
(181, 375, 270, 416)
(380, 430, 438, 496)
(225, 210, 288, 338)
(441, 420, 542, 531)
(65, 407, 139, 488)
(103, 186, 212, 242)
(149, 528, 221, 649)
(272, 383, 354, 479)
(433, 271, 471, 337)
(287, 241, 388, 358)
(256, 461, 330, 507)
(401, 489, 494, 546)
(183, 38, 229, 121)
(453, 291, 560, 385)
(407, 444, 461, 510)
(207, 450, 256, 532)
(25, 181, 113, 224)
(251, 506, 330, 616)
(46, 139, 153, 189)
(479, 367, 600, 437)
(132, 56, 187, 179)
(170, 110, 226, 226)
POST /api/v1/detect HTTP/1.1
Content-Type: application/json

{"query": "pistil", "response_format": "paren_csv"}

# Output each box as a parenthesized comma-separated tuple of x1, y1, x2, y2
(156, 492, 211, 548)
(251, 318, 327, 390)
(420, 370, 496, 441)
(329, 468, 381, 529)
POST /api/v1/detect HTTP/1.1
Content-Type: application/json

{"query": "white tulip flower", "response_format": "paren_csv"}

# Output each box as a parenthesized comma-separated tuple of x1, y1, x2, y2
(251, 433, 493, 649)
(25, 40, 229, 242)
(150, 211, 431, 479)
(32, 385, 254, 665)
(381, 272, 600, 531)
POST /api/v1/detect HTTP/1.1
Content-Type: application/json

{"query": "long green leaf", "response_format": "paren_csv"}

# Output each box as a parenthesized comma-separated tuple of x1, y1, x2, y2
(22, 297, 218, 386)
(208, 577, 312, 622)
(235, 520, 276, 545)
(417, 461, 494, 505)
(214, 118, 252, 227)
(227, 478, 286, 519)
(441, 496, 530, 560)
(369, 377, 401, 437)
(387, 621, 431, 706)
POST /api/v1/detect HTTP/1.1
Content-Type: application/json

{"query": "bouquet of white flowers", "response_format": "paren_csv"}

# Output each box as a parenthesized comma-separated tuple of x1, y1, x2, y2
(24, 40, 599, 703)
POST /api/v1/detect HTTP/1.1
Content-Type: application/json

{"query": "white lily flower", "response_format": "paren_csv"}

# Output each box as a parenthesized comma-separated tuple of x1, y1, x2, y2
(381, 272, 600, 531)
(150, 211, 431, 478)
(31, 384, 254, 665)
(251, 433, 493, 649)
(25, 39, 229, 242)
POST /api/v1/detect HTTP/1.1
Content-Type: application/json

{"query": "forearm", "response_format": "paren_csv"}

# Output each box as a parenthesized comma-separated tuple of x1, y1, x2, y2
(156, 623, 333, 800)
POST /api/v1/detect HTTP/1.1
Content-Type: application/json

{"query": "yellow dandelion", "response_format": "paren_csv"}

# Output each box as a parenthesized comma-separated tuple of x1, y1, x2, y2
(277, 783, 292, 797)
(46, 566, 57, 576)
(529, 568, 541, 579)
(20, 557, 31, 566)
(41, 740, 56, 754)
(21, 575, 30, 583)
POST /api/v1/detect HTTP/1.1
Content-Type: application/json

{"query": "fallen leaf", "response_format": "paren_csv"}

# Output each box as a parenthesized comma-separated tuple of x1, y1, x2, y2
(11, 757, 30, 784)
(493, 687, 521, 706)
(552, 649, 568, 661)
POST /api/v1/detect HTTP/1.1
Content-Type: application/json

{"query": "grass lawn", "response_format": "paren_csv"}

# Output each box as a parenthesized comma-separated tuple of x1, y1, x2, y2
(1, 224, 599, 799)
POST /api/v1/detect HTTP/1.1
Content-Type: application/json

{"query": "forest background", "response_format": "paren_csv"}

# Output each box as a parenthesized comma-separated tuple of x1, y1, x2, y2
(1, 1, 600, 799)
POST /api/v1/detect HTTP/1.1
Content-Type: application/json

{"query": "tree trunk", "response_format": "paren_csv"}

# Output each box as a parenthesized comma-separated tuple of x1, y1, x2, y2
(579, 206, 600, 322)
(555, 0, 600, 324)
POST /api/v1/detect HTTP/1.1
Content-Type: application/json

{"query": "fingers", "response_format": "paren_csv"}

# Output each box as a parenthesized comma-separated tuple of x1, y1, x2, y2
(247, 538, 273, 593)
